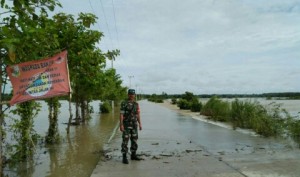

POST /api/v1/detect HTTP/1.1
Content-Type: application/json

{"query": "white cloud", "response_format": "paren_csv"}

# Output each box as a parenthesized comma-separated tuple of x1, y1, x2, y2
(58, 0, 300, 94)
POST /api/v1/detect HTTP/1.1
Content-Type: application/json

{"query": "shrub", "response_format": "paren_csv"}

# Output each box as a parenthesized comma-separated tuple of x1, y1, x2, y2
(148, 98, 163, 103)
(230, 99, 265, 129)
(177, 99, 191, 110)
(182, 91, 195, 102)
(230, 99, 287, 137)
(287, 118, 300, 143)
(200, 96, 230, 121)
(190, 98, 202, 112)
(171, 98, 177, 104)
(100, 101, 111, 113)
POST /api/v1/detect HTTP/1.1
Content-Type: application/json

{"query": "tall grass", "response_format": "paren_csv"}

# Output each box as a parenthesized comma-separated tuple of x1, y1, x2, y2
(200, 97, 298, 138)
(230, 99, 286, 137)
(200, 96, 230, 122)
(286, 118, 300, 145)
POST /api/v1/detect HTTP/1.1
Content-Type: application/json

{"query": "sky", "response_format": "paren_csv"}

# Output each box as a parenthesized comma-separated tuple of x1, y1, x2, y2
(57, 0, 300, 95)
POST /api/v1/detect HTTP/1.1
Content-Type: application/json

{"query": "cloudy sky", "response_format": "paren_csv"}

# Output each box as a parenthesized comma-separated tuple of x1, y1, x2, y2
(58, 0, 300, 95)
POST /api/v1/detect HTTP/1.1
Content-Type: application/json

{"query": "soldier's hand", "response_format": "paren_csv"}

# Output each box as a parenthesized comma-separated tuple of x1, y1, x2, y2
(120, 125, 124, 132)
(139, 124, 142, 131)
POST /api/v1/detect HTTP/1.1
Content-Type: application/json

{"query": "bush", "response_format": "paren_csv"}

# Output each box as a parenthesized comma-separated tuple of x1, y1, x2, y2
(148, 94, 164, 103)
(171, 98, 177, 104)
(177, 99, 191, 110)
(287, 118, 300, 142)
(230, 99, 265, 129)
(230, 99, 286, 137)
(200, 96, 230, 121)
(190, 98, 202, 112)
(182, 91, 195, 102)
(100, 101, 111, 113)
(148, 98, 163, 103)
(177, 92, 201, 111)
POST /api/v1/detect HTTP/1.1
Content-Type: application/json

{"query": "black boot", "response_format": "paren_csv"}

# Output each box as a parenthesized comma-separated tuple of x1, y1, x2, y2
(122, 153, 129, 164)
(131, 152, 142, 160)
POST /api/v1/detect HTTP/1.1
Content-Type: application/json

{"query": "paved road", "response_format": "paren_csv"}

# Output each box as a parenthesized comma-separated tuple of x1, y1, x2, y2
(91, 100, 300, 177)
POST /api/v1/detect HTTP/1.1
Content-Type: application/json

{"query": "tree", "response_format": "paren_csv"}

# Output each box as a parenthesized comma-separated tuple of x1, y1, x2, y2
(0, 0, 127, 172)
(0, 0, 61, 169)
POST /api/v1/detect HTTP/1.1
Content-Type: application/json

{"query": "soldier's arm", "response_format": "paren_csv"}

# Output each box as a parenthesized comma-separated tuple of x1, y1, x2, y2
(120, 114, 125, 131)
(120, 102, 125, 131)
(137, 103, 142, 130)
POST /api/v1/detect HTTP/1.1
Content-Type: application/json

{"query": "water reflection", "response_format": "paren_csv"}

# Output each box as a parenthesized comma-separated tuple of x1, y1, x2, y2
(140, 100, 299, 156)
(5, 99, 300, 176)
(44, 112, 119, 177)
(5, 101, 119, 177)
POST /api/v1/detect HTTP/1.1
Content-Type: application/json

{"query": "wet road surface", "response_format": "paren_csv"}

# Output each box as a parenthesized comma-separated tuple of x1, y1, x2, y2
(91, 100, 300, 177)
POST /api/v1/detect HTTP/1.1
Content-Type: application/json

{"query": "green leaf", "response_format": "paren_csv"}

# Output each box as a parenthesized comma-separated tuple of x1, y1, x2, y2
(32, 13, 38, 21)
(1, 0, 5, 8)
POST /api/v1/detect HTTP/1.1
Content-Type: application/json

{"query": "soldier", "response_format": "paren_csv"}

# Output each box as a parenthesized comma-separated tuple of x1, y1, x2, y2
(120, 89, 142, 164)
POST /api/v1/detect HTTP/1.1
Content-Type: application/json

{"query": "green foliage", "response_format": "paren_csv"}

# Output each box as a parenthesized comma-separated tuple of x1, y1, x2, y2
(177, 99, 191, 110)
(45, 98, 61, 144)
(289, 96, 300, 100)
(0, 0, 128, 172)
(171, 98, 177, 104)
(200, 96, 230, 121)
(230, 100, 287, 137)
(181, 91, 195, 102)
(190, 98, 202, 112)
(287, 116, 300, 147)
(230, 99, 264, 129)
(100, 101, 112, 113)
(9, 101, 41, 163)
(148, 94, 164, 103)
(97, 69, 126, 102)
(176, 91, 202, 112)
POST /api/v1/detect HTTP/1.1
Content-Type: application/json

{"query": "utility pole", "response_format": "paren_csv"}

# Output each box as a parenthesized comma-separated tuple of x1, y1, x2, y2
(135, 84, 138, 100)
(128, 75, 134, 88)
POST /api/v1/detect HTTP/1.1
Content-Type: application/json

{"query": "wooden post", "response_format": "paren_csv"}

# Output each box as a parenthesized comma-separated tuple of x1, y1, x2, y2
(0, 57, 3, 174)
(66, 93, 73, 134)
(111, 100, 114, 112)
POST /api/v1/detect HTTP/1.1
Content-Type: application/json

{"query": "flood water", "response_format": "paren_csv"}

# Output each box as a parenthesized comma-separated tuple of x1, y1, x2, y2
(3, 98, 300, 177)
(4, 101, 120, 177)
(141, 100, 299, 156)
(221, 98, 300, 118)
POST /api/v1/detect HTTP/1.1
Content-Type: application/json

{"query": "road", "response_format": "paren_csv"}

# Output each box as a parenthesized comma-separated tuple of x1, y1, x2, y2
(91, 100, 300, 177)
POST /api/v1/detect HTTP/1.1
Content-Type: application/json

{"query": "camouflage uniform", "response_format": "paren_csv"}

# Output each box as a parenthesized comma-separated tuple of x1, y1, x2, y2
(120, 99, 140, 154)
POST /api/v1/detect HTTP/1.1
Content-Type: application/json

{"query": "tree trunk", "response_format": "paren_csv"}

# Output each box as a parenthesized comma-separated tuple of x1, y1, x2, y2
(67, 94, 73, 134)
(81, 100, 86, 123)
(0, 57, 3, 175)
(46, 98, 60, 144)
(17, 102, 35, 160)
(75, 99, 80, 125)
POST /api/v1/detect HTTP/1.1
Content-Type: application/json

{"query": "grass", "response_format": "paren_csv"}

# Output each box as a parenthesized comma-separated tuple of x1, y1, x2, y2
(199, 97, 299, 139)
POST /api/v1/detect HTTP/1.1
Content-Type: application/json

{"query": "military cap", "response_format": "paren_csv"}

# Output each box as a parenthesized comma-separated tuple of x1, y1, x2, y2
(128, 89, 135, 95)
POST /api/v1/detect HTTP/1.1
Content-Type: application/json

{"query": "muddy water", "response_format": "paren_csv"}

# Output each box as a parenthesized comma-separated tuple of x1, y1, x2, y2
(4, 98, 299, 177)
(4, 101, 120, 177)
(141, 100, 298, 156)
(201, 98, 300, 118)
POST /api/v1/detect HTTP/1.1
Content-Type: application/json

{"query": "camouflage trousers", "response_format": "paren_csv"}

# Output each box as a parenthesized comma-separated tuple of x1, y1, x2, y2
(121, 126, 138, 154)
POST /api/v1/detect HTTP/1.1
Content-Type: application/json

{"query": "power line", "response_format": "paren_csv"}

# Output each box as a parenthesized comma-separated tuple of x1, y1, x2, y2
(111, 0, 120, 48)
(99, 0, 114, 49)
(89, 0, 131, 86)
(128, 75, 134, 88)
(107, 0, 131, 84)
(88, 0, 110, 51)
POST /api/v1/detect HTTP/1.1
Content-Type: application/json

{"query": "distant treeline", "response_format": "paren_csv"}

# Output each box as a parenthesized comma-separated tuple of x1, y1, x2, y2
(3, 92, 300, 103)
(143, 92, 300, 100)
(147, 91, 300, 145)
(199, 92, 300, 99)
